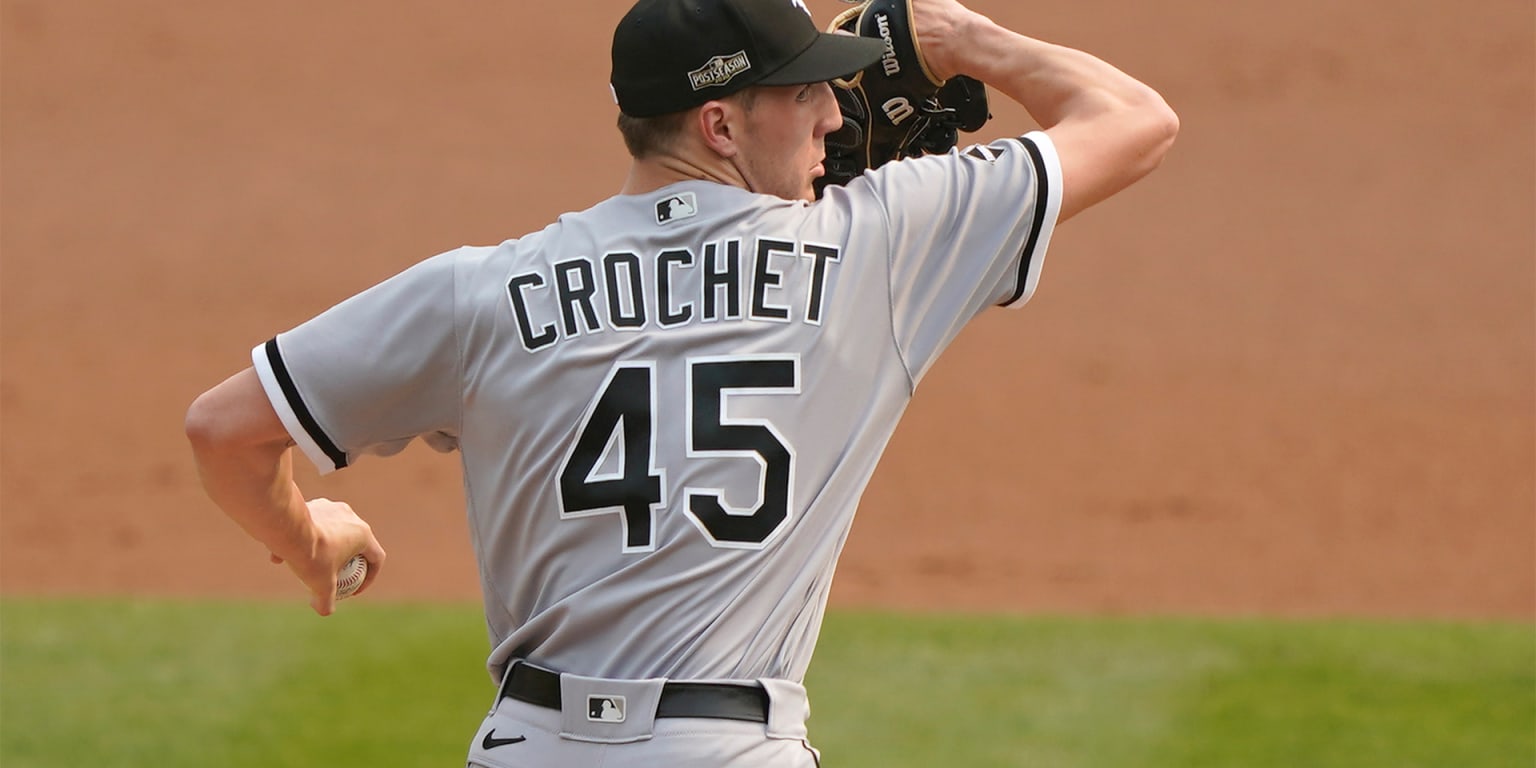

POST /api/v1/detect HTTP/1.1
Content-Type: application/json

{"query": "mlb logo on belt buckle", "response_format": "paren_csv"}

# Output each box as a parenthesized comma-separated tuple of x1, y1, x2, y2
(587, 695, 626, 723)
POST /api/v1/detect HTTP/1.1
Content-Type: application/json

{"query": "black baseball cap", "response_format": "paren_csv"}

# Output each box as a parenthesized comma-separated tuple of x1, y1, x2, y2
(611, 0, 885, 117)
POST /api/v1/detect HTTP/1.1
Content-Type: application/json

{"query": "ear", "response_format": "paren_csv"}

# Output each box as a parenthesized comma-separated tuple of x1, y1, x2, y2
(696, 100, 741, 159)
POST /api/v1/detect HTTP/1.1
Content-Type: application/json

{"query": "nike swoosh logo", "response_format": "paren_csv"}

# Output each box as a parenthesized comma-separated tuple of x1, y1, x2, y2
(481, 730, 527, 749)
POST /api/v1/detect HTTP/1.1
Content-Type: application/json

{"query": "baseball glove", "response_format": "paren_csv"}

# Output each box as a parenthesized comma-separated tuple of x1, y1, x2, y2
(814, 0, 991, 196)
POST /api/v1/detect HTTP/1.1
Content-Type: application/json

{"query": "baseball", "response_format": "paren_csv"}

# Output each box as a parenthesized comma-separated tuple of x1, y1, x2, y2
(336, 554, 367, 600)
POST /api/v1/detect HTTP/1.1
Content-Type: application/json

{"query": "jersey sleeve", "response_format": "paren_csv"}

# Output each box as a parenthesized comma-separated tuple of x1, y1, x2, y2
(250, 249, 465, 474)
(859, 131, 1063, 384)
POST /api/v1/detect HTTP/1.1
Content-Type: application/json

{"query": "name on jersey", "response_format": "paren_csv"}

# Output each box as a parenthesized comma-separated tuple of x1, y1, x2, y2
(506, 237, 842, 353)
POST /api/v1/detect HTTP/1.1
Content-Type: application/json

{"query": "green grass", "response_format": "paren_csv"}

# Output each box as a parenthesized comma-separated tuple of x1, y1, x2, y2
(1, 599, 1531, 767)
(807, 613, 1536, 767)
(0, 599, 491, 766)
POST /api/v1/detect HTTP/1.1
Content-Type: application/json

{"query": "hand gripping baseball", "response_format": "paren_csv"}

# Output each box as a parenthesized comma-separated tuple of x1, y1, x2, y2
(268, 498, 386, 616)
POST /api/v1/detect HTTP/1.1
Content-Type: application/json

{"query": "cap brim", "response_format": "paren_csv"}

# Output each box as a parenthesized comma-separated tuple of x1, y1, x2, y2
(757, 32, 886, 86)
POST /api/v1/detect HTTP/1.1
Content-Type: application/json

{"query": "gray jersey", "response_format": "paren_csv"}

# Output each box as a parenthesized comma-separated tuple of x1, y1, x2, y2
(252, 132, 1062, 684)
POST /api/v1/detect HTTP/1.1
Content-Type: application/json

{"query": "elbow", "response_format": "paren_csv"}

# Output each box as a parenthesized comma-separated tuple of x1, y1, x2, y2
(185, 367, 283, 455)
(184, 388, 283, 474)
(1049, 89, 1179, 223)
(184, 368, 293, 483)
(184, 390, 227, 455)
(1152, 102, 1180, 163)
(1137, 93, 1180, 174)
(184, 385, 254, 456)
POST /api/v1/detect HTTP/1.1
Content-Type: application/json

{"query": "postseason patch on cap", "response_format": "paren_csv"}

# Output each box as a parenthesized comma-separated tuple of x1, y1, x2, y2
(688, 51, 752, 91)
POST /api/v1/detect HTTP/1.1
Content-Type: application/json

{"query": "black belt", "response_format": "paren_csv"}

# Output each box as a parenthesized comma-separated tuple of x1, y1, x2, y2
(500, 661, 770, 724)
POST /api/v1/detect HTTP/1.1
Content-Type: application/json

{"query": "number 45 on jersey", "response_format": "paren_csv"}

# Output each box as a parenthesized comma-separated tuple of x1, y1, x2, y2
(558, 355, 799, 553)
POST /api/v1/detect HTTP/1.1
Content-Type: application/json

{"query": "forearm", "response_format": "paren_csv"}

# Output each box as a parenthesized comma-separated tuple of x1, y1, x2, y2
(186, 367, 383, 615)
(189, 429, 318, 563)
(934, 18, 1167, 131)
(918, 3, 1179, 220)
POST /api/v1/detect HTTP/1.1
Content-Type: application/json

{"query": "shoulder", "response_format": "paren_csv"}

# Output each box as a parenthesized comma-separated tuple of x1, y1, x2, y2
(825, 132, 1061, 219)
(881, 132, 1058, 185)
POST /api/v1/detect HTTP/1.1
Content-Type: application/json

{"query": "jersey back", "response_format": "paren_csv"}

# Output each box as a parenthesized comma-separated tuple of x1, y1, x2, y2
(252, 133, 1062, 683)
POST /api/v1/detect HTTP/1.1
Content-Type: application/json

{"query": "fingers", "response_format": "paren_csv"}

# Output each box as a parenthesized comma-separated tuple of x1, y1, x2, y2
(353, 541, 387, 598)
(303, 560, 339, 616)
(310, 585, 338, 617)
(285, 497, 385, 614)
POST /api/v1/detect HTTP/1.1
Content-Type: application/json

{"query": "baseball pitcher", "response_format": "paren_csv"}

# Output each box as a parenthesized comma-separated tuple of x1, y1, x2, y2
(185, 0, 1178, 764)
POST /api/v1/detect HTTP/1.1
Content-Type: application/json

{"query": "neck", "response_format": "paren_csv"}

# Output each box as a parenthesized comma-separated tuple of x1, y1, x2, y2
(621, 150, 748, 197)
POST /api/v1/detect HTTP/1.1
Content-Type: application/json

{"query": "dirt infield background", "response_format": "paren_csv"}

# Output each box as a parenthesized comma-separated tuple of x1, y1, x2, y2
(2, 0, 1531, 619)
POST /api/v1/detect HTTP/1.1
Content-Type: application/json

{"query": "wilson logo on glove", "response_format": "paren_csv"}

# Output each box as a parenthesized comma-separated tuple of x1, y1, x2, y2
(814, 0, 992, 197)
(876, 14, 901, 75)
(883, 97, 916, 125)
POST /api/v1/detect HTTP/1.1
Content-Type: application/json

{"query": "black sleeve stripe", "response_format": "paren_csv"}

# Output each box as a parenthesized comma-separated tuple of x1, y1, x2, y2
(263, 338, 349, 470)
(1002, 135, 1051, 306)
